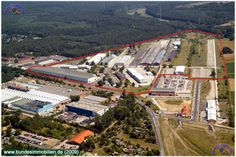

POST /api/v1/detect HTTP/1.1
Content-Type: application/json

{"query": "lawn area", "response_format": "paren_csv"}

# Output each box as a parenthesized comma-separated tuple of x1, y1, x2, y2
(150, 104, 159, 112)
(200, 81, 210, 100)
(159, 117, 199, 156)
(117, 133, 158, 150)
(172, 39, 191, 66)
(124, 86, 149, 94)
(226, 62, 234, 78)
(191, 39, 207, 66)
(218, 80, 229, 100)
(164, 100, 183, 105)
(177, 126, 217, 155)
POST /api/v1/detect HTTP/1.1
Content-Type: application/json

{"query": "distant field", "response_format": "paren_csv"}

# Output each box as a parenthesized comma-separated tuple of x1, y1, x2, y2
(222, 38, 234, 51)
(229, 79, 234, 91)
(127, 7, 153, 18)
(226, 62, 234, 78)
(221, 38, 234, 64)
(224, 54, 234, 63)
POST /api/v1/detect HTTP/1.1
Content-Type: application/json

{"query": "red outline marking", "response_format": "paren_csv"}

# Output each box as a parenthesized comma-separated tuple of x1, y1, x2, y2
(26, 29, 228, 96)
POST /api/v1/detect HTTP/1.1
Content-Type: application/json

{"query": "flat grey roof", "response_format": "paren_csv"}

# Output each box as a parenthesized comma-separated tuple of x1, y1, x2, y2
(32, 67, 95, 79)
(66, 102, 109, 113)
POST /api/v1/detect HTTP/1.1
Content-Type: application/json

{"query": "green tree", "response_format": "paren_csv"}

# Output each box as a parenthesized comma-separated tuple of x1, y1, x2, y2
(6, 126, 12, 137)
(70, 95, 80, 102)
(97, 80, 104, 86)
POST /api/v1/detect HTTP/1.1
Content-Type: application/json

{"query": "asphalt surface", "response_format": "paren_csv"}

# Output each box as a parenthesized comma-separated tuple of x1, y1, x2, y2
(136, 99, 165, 156)
(192, 80, 201, 121)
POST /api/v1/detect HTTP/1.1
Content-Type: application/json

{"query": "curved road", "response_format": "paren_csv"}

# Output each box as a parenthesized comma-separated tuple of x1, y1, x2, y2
(137, 99, 165, 156)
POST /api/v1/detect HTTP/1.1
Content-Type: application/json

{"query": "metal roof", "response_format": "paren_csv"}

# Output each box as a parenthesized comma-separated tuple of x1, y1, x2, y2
(175, 66, 185, 73)
(115, 55, 131, 64)
(153, 50, 166, 64)
(2, 88, 69, 105)
(101, 54, 117, 64)
(32, 67, 95, 80)
(66, 102, 109, 113)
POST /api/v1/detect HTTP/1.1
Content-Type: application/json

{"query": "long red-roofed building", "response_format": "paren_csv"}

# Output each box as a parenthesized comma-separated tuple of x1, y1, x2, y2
(68, 130, 94, 145)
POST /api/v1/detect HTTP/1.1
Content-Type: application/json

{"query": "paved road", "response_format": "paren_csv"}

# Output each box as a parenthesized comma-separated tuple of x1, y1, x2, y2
(191, 80, 201, 121)
(207, 39, 216, 67)
(162, 80, 201, 122)
(136, 99, 165, 156)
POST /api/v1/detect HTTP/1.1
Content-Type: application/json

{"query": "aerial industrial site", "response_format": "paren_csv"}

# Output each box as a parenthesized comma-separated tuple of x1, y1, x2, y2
(1, 1, 235, 156)
(2, 30, 234, 156)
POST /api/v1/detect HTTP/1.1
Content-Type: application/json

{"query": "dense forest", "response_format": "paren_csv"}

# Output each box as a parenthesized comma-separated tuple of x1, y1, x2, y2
(2, 2, 234, 57)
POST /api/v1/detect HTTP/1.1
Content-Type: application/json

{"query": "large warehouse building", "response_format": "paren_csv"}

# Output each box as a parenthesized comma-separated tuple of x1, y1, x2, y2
(32, 67, 98, 83)
(10, 98, 53, 114)
(127, 68, 147, 84)
(206, 100, 217, 123)
(115, 55, 131, 67)
(2, 88, 69, 106)
(175, 66, 185, 74)
(87, 53, 106, 65)
(66, 95, 109, 117)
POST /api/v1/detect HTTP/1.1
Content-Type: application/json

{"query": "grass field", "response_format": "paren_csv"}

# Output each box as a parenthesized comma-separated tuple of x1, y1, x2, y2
(178, 126, 216, 155)
(159, 117, 235, 156)
(226, 62, 234, 78)
(124, 86, 149, 94)
(200, 81, 211, 100)
(164, 100, 183, 105)
(191, 39, 207, 66)
(172, 39, 191, 66)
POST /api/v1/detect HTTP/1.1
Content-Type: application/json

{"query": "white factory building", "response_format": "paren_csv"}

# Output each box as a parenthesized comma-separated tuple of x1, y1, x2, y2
(115, 55, 131, 67)
(37, 59, 56, 66)
(87, 53, 106, 65)
(173, 39, 181, 46)
(127, 68, 148, 84)
(175, 66, 185, 74)
(206, 100, 217, 123)
(2, 88, 70, 106)
(77, 64, 91, 69)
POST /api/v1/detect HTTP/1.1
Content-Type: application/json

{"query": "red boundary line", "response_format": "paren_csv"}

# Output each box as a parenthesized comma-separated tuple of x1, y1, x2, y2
(26, 29, 229, 96)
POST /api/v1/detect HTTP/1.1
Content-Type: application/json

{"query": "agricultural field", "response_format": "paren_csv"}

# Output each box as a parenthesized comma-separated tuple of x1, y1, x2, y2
(222, 38, 234, 51)
(229, 79, 234, 92)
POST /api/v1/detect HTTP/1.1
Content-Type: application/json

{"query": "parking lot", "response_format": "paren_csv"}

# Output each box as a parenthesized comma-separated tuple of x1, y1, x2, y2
(157, 76, 192, 94)
(15, 131, 60, 149)
(191, 68, 212, 78)
(53, 139, 79, 149)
